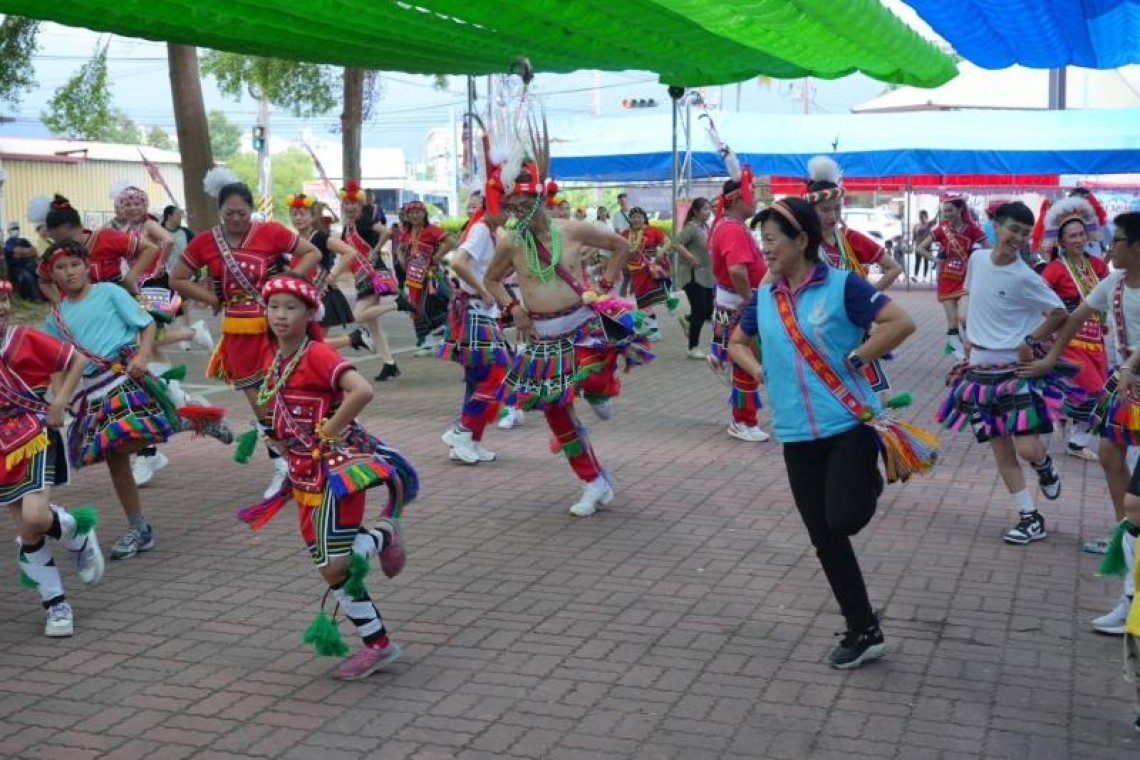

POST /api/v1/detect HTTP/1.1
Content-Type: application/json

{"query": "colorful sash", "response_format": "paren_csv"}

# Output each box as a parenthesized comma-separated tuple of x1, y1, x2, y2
(343, 228, 396, 296)
(772, 288, 938, 482)
(1113, 275, 1132, 366)
(212, 225, 265, 308)
(938, 225, 971, 278)
(1061, 256, 1104, 343)
(824, 230, 868, 279)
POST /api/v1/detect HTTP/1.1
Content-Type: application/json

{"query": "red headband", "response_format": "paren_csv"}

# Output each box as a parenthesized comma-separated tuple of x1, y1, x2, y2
(404, 200, 426, 213)
(716, 165, 756, 220)
(261, 275, 320, 312)
(44, 243, 88, 272)
(803, 186, 844, 205)
(513, 161, 546, 196)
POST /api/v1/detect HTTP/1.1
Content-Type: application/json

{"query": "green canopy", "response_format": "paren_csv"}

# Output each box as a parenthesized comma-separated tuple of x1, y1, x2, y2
(1, 0, 956, 87)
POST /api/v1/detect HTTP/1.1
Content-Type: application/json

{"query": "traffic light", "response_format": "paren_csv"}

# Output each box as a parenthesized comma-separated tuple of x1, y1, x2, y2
(621, 98, 658, 109)
(252, 125, 266, 153)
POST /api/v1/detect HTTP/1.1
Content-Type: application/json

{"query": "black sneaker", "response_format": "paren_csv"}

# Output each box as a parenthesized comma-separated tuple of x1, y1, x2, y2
(1134, 713, 1140, 734)
(829, 619, 886, 670)
(1003, 510, 1046, 545)
(349, 327, 374, 353)
(395, 294, 414, 313)
(1034, 457, 1062, 500)
(374, 362, 400, 382)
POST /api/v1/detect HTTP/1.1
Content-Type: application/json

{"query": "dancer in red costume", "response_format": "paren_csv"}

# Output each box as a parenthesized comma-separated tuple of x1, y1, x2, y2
(918, 196, 988, 360)
(1039, 197, 1109, 461)
(394, 201, 454, 356)
(621, 208, 672, 341)
(170, 169, 321, 500)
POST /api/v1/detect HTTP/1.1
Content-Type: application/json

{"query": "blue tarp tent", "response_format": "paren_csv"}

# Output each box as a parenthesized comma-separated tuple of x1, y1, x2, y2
(549, 109, 1140, 182)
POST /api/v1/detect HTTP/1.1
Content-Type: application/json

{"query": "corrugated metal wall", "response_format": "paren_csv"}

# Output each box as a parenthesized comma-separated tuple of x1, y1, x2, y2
(1, 159, 185, 230)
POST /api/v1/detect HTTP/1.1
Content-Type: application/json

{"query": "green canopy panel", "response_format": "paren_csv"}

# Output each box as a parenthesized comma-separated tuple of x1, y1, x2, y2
(1, 0, 957, 87)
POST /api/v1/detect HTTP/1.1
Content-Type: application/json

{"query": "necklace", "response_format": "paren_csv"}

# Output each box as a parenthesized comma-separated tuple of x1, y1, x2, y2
(257, 336, 310, 407)
(629, 228, 645, 255)
(523, 223, 561, 283)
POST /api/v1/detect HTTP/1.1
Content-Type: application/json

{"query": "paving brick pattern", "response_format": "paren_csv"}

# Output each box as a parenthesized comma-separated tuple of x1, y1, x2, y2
(1, 284, 1136, 759)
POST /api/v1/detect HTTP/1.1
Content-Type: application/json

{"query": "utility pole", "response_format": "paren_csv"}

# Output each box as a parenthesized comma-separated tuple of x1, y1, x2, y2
(256, 94, 271, 215)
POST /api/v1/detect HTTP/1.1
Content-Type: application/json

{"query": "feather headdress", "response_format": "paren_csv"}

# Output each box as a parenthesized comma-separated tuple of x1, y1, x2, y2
(203, 167, 241, 198)
(701, 113, 754, 218)
(27, 196, 52, 225)
(807, 155, 841, 185)
(1043, 196, 1100, 249)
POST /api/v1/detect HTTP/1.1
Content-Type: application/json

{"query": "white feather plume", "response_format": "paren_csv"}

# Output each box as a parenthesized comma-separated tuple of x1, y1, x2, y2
(808, 155, 842, 184)
(1045, 196, 1097, 232)
(110, 178, 137, 202)
(723, 150, 741, 182)
(203, 167, 240, 198)
(501, 142, 526, 197)
(27, 196, 52, 225)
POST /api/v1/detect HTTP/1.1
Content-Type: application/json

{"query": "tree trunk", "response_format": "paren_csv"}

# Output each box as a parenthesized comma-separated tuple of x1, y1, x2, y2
(167, 43, 214, 232)
(341, 67, 364, 182)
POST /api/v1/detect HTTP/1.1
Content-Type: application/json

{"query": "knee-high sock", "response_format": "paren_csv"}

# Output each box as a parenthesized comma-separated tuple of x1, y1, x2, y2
(460, 364, 506, 442)
(47, 504, 89, 552)
(1126, 525, 1138, 598)
(730, 364, 761, 427)
(544, 404, 603, 482)
(19, 539, 65, 608)
(332, 582, 387, 646)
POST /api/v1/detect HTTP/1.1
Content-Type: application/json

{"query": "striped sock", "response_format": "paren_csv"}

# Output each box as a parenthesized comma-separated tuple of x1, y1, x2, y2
(19, 539, 65, 608)
(332, 583, 387, 646)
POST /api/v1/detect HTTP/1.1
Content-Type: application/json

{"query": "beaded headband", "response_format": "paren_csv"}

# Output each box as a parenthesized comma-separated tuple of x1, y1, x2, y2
(262, 275, 320, 312)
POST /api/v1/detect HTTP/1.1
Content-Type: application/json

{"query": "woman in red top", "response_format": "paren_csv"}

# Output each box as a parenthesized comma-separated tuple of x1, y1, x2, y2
(31, 195, 157, 304)
(395, 200, 454, 354)
(917, 196, 988, 360)
(620, 207, 671, 341)
(1039, 197, 1109, 460)
(170, 169, 321, 498)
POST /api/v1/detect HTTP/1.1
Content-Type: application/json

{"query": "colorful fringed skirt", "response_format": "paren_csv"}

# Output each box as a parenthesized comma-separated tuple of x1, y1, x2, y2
(207, 315, 273, 390)
(1061, 333, 1108, 423)
(68, 373, 177, 468)
(0, 427, 68, 505)
(407, 270, 451, 341)
(936, 362, 1074, 443)
(630, 268, 671, 310)
(1091, 373, 1140, 446)
(710, 304, 741, 365)
(498, 309, 654, 411)
(438, 293, 511, 368)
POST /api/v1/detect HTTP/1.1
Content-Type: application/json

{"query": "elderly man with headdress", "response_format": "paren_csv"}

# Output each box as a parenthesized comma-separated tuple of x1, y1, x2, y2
(1038, 197, 1110, 462)
(483, 131, 653, 517)
(917, 195, 988, 360)
(803, 156, 902, 292)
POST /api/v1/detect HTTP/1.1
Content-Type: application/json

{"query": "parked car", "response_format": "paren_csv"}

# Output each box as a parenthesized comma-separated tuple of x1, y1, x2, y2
(843, 207, 904, 245)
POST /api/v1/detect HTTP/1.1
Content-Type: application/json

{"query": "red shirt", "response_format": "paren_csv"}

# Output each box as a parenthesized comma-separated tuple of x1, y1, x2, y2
(932, 222, 987, 262)
(821, 227, 883, 271)
(399, 225, 448, 286)
(37, 228, 139, 285)
(270, 341, 353, 444)
(709, 217, 767, 290)
(182, 222, 299, 319)
(2, 326, 74, 395)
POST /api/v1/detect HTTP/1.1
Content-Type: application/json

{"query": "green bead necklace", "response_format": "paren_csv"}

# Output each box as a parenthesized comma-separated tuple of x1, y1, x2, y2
(523, 223, 561, 283)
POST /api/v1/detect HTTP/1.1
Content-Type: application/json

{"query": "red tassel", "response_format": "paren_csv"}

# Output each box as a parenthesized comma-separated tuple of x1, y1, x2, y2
(236, 487, 292, 530)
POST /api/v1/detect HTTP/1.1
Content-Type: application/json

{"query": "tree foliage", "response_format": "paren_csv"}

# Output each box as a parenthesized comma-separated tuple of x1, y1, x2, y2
(0, 16, 38, 107)
(145, 125, 174, 150)
(207, 109, 242, 161)
(200, 51, 339, 117)
(228, 145, 316, 221)
(40, 45, 126, 141)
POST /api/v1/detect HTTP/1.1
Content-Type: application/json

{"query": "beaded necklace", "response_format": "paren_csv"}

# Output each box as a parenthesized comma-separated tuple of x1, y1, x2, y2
(257, 336, 310, 407)
(523, 223, 561, 283)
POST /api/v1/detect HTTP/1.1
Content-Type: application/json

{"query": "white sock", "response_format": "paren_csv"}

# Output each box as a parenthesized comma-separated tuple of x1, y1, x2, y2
(49, 504, 86, 552)
(1126, 529, 1137, 598)
(1012, 489, 1035, 514)
(1069, 426, 1092, 449)
(19, 541, 65, 607)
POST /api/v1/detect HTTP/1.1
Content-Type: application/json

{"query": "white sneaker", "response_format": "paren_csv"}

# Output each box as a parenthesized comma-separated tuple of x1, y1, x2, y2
(687, 348, 706, 360)
(727, 422, 771, 442)
(45, 602, 73, 638)
(498, 408, 524, 430)
(72, 531, 105, 585)
(131, 452, 169, 487)
(1092, 596, 1131, 635)
(264, 458, 289, 499)
(190, 320, 214, 352)
(441, 427, 480, 464)
(647, 330, 662, 342)
(472, 441, 497, 462)
(569, 476, 615, 517)
(589, 399, 614, 421)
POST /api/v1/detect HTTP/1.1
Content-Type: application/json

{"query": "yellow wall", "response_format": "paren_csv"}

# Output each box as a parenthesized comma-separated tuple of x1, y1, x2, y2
(1, 158, 185, 232)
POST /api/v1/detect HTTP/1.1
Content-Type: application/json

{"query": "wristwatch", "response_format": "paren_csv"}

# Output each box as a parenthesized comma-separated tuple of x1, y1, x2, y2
(847, 352, 866, 370)
(1024, 335, 1040, 348)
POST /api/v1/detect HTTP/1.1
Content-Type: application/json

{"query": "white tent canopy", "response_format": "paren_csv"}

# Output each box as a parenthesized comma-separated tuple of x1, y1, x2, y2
(548, 108, 1140, 182)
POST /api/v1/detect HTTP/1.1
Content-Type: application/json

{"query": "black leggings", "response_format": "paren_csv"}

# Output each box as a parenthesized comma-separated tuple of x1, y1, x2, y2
(913, 252, 929, 278)
(782, 425, 882, 628)
(683, 280, 714, 350)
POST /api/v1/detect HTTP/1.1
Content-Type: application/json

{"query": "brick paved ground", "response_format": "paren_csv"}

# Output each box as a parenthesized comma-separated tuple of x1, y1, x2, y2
(1, 282, 1137, 759)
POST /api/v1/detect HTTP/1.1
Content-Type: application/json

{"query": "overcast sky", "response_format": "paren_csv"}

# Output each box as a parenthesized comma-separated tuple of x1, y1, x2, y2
(7, 1, 944, 161)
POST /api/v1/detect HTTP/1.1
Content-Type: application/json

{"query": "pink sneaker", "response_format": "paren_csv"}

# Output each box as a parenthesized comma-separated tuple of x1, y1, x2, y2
(377, 517, 405, 579)
(335, 642, 402, 681)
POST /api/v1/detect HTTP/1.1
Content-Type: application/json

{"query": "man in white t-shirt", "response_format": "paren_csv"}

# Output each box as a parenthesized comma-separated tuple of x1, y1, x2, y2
(938, 201, 1068, 546)
(438, 199, 511, 465)
(1029, 211, 1140, 635)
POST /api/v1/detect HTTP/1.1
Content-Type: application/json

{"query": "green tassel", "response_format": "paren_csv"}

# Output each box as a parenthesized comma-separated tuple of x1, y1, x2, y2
(302, 611, 350, 657)
(1100, 520, 1131, 577)
(19, 569, 38, 589)
(666, 293, 680, 311)
(561, 439, 584, 458)
(344, 553, 370, 600)
(71, 506, 99, 536)
(886, 392, 913, 410)
(159, 365, 188, 382)
(234, 427, 259, 464)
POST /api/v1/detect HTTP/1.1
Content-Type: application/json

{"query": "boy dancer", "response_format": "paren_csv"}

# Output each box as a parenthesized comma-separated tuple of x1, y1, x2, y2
(937, 202, 1068, 544)
(1026, 212, 1140, 633)
(1, 279, 105, 636)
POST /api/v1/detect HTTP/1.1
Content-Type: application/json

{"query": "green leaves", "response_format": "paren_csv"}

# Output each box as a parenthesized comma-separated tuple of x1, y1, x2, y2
(200, 51, 339, 118)
(0, 15, 39, 107)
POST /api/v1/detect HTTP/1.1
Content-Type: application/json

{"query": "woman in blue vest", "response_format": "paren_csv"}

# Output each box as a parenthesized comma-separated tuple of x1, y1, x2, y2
(728, 197, 919, 670)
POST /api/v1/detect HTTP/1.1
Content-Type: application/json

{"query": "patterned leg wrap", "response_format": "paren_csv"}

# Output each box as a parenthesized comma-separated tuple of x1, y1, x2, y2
(19, 539, 64, 608)
(544, 405, 603, 482)
(460, 364, 507, 441)
(332, 582, 387, 646)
